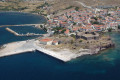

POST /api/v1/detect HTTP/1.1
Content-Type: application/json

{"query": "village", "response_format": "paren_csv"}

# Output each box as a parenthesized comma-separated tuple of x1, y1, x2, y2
(0, 0, 118, 61)
(36, 7, 118, 54)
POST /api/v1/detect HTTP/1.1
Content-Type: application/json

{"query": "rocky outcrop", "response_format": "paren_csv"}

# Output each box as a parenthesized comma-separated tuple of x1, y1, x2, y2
(92, 42, 115, 54)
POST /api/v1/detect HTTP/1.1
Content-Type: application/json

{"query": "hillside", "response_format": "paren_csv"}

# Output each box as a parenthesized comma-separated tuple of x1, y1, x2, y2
(0, 0, 120, 14)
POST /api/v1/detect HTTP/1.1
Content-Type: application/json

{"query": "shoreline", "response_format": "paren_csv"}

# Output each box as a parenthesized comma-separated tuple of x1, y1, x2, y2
(0, 40, 91, 62)
(0, 39, 114, 62)
(0, 11, 47, 28)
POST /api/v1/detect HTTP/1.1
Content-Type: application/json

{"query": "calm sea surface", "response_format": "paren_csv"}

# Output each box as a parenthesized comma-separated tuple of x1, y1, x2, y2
(0, 12, 120, 80)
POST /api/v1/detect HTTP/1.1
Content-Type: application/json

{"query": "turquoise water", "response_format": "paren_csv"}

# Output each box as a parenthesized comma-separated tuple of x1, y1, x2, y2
(0, 12, 120, 80)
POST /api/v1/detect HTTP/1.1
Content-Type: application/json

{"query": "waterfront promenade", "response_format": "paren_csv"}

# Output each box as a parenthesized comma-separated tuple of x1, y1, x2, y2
(0, 40, 91, 62)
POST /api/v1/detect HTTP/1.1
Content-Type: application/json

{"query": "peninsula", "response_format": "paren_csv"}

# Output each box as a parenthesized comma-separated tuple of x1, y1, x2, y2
(0, 0, 119, 62)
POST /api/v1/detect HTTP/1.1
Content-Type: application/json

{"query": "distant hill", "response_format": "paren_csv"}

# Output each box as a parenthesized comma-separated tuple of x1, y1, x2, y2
(1, 0, 120, 13)
(45, 0, 120, 13)
(51, 0, 120, 7)
(2, 0, 120, 7)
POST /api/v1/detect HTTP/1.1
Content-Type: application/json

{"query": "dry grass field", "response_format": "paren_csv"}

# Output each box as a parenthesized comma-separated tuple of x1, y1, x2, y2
(0, 0, 120, 13)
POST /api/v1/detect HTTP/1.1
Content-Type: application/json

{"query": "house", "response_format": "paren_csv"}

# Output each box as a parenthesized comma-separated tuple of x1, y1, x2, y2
(52, 41, 58, 45)
(40, 38, 53, 45)
(64, 29, 70, 35)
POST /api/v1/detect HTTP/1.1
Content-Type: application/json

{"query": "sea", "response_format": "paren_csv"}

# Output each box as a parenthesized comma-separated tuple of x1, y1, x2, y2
(0, 12, 120, 80)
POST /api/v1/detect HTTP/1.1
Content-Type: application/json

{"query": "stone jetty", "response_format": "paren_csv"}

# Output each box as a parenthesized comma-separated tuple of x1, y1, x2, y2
(6, 28, 45, 37)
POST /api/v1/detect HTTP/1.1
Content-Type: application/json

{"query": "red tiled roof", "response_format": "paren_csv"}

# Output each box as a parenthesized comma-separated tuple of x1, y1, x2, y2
(60, 21, 67, 24)
(53, 41, 58, 43)
(65, 29, 69, 34)
(40, 38, 52, 42)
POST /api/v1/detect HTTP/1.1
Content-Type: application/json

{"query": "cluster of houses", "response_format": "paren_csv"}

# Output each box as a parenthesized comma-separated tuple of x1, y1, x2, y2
(40, 7, 120, 45)
(47, 7, 120, 34)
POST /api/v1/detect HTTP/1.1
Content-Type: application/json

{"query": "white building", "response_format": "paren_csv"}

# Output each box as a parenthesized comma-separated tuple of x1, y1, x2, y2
(40, 38, 53, 45)
(52, 41, 58, 45)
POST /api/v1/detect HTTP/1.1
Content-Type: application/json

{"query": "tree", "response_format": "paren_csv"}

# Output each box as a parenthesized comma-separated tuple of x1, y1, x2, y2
(73, 22, 76, 25)
(71, 40, 74, 44)
(71, 34, 76, 39)
(108, 28, 112, 32)
(75, 7, 79, 11)
(118, 25, 120, 29)
(61, 29, 66, 33)
(79, 40, 82, 43)
(40, 25, 43, 28)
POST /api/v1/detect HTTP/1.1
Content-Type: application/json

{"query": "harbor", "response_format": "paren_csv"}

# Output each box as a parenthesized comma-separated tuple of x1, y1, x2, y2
(0, 40, 91, 62)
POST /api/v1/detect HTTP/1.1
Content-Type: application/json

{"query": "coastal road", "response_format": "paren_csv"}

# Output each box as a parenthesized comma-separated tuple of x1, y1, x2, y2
(75, 1, 92, 9)
(75, 1, 102, 11)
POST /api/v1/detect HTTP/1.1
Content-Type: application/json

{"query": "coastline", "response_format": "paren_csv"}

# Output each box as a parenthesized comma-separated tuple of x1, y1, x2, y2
(0, 39, 114, 62)
(0, 11, 47, 27)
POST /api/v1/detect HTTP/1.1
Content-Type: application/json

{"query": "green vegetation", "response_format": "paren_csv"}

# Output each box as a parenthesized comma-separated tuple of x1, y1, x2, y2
(71, 34, 76, 39)
(43, 27, 47, 32)
(36, 6, 43, 9)
(52, 27, 64, 34)
(79, 15, 81, 17)
(36, 2, 49, 9)
(91, 21, 99, 24)
(75, 7, 79, 11)
(91, 21, 103, 25)
(107, 13, 111, 16)
(118, 25, 120, 29)
(40, 25, 43, 28)
(73, 22, 76, 25)
(68, 15, 72, 18)
(107, 28, 113, 32)
(65, 6, 73, 10)
(71, 40, 74, 44)
(91, 17, 98, 20)
(61, 29, 66, 33)
(79, 40, 82, 43)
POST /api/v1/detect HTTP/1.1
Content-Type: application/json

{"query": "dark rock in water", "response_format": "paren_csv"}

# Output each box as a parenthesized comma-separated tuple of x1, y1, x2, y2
(101, 42, 115, 49)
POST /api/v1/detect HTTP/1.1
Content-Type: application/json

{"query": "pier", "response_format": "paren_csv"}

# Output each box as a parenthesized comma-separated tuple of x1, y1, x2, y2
(0, 40, 91, 62)
(6, 27, 46, 37)
(0, 40, 70, 62)
(0, 24, 44, 28)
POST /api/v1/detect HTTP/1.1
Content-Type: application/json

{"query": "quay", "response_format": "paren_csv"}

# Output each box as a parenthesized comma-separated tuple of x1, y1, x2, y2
(0, 40, 91, 62)
(0, 40, 71, 62)
(6, 28, 46, 37)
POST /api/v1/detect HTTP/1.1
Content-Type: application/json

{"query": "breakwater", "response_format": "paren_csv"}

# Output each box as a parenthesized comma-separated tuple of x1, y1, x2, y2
(0, 24, 44, 28)
(6, 28, 46, 37)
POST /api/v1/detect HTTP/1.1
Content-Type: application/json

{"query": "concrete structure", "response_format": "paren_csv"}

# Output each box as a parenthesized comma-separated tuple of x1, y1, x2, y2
(40, 38, 53, 45)
(0, 40, 92, 62)
(6, 28, 46, 37)
(81, 32, 99, 40)
(77, 32, 99, 40)
(52, 41, 58, 45)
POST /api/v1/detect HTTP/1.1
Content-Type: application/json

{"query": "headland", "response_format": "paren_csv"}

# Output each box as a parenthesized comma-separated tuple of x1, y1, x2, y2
(0, 40, 91, 62)
(0, 0, 119, 62)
